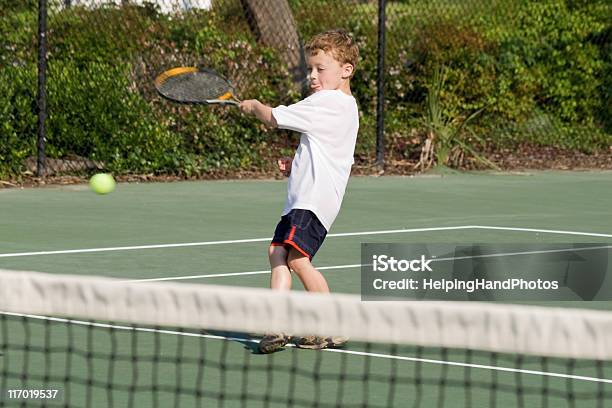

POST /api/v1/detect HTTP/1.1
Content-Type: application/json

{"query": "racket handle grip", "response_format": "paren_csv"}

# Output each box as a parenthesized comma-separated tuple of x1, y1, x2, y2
(206, 99, 240, 106)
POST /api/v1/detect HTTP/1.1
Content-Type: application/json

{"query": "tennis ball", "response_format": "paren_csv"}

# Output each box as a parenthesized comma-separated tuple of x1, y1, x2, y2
(89, 173, 116, 195)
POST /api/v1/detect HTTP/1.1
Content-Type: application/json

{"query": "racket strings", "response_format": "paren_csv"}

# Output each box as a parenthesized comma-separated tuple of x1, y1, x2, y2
(157, 72, 235, 102)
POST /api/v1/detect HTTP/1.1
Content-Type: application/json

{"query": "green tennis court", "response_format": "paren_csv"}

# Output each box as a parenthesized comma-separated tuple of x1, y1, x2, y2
(1, 171, 612, 407)
(2, 171, 612, 283)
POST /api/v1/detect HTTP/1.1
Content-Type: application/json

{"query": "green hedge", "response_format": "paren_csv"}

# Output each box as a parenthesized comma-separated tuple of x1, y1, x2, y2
(378, 0, 611, 157)
(1, 0, 610, 178)
(0, 65, 37, 176)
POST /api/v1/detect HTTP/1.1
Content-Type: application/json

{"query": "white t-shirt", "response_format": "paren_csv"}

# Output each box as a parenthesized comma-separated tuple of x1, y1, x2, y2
(272, 90, 359, 231)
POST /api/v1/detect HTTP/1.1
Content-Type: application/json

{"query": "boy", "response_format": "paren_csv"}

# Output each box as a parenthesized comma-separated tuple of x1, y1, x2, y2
(239, 29, 359, 353)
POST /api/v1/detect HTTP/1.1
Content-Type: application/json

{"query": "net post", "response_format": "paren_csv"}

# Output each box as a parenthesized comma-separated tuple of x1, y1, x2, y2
(37, 0, 48, 178)
(375, 0, 386, 169)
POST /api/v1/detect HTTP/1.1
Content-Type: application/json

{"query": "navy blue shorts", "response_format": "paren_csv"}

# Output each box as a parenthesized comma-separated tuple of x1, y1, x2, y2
(270, 209, 327, 259)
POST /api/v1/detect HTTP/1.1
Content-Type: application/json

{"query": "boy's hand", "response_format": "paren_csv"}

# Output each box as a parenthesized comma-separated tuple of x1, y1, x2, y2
(239, 99, 259, 115)
(278, 157, 292, 177)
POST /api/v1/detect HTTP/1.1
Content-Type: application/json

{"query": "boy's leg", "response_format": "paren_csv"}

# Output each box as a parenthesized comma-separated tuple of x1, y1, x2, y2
(268, 245, 291, 290)
(261, 209, 334, 352)
(286, 249, 347, 349)
(286, 248, 329, 293)
(259, 245, 292, 354)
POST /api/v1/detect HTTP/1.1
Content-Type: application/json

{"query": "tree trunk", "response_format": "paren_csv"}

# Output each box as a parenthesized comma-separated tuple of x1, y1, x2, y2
(241, 0, 307, 94)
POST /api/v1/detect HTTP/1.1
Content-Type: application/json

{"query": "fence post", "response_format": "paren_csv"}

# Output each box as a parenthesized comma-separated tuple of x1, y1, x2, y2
(375, 0, 386, 168)
(37, 0, 48, 177)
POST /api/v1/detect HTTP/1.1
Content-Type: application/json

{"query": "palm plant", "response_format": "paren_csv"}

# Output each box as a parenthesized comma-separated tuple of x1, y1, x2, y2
(417, 67, 499, 170)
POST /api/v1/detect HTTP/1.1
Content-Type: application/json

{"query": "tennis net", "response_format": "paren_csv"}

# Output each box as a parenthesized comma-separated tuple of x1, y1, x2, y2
(1, 269, 611, 407)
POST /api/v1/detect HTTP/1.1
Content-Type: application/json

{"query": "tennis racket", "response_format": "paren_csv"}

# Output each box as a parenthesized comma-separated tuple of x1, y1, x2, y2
(154, 67, 241, 106)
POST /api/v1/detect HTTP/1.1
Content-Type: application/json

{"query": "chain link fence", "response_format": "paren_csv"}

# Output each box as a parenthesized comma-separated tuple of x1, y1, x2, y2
(1, 0, 610, 178)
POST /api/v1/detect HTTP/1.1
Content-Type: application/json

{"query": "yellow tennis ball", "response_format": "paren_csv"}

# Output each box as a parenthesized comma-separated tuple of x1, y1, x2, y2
(89, 173, 116, 195)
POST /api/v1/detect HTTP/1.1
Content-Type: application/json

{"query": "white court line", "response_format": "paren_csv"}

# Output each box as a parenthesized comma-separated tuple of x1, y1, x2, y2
(432, 244, 612, 263)
(0, 237, 272, 258)
(124, 264, 363, 283)
(0, 226, 471, 258)
(471, 225, 612, 239)
(130, 243, 612, 283)
(322, 348, 612, 385)
(1, 311, 610, 385)
(1, 225, 611, 259)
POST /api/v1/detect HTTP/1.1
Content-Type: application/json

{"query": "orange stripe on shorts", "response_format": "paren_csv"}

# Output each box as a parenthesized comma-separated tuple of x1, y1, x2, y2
(283, 239, 311, 259)
(287, 225, 296, 241)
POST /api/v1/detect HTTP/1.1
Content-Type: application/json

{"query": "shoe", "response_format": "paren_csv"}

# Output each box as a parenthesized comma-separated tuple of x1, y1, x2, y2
(295, 336, 348, 350)
(258, 333, 290, 354)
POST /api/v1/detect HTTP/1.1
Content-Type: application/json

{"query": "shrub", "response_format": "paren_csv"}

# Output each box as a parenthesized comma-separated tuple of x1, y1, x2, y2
(0, 65, 37, 178)
(1, 0, 610, 177)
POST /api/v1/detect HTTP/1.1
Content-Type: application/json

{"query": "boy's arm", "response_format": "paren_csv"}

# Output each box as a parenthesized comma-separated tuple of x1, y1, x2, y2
(239, 100, 277, 128)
